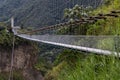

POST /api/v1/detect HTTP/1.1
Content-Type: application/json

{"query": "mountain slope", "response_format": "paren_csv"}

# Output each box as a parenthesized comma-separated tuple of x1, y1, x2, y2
(44, 0, 120, 80)
(0, 0, 102, 28)
(87, 0, 120, 35)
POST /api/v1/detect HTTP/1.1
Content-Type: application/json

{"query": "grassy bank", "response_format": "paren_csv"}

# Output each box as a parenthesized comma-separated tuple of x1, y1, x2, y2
(44, 0, 120, 80)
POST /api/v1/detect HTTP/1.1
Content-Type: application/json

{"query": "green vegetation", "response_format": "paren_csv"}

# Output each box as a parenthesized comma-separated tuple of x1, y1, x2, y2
(0, 22, 13, 48)
(0, 0, 120, 80)
(0, 22, 37, 50)
(44, 0, 120, 80)
(0, 22, 39, 80)
(0, 71, 24, 80)
(45, 50, 120, 80)
(0, 0, 101, 28)
(87, 0, 120, 35)
(57, 54, 120, 80)
(57, 5, 93, 35)
(34, 56, 49, 76)
(64, 4, 93, 21)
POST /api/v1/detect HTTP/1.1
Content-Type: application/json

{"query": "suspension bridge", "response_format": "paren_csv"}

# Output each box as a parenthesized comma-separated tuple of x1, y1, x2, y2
(3, 0, 119, 80)
(11, 9, 120, 56)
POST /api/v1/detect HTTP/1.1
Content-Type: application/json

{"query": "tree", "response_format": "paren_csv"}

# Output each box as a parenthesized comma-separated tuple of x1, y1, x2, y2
(64, 4, 93, 22)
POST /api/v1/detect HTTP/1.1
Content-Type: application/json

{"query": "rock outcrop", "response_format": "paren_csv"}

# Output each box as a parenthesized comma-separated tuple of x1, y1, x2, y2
(0, 44, 44, 80)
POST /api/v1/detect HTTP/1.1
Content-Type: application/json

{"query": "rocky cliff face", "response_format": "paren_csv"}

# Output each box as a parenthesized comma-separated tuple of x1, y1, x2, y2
(0, 44, 44, 80)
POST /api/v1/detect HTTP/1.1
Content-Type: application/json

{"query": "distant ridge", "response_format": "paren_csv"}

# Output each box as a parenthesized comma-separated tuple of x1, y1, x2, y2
(0, 0, 102, 28)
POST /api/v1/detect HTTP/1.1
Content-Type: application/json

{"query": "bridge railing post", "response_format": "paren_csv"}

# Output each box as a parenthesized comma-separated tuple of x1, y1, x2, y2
(11, 17, 21, 35)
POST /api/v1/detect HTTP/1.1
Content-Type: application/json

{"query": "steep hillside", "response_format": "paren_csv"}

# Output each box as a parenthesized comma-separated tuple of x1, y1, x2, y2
(0, 0, 102, 28)
(0, 0, 25, 20)
(87, 0, 120, 35)
(44, 0, 120, 80)
(0, 44, 44, 80)
(0, 22, 44, 80)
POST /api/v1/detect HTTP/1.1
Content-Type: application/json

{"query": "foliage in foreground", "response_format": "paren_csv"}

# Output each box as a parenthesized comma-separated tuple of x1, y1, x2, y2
(58, 55, 120, 80)
(45, 52, 120, 80)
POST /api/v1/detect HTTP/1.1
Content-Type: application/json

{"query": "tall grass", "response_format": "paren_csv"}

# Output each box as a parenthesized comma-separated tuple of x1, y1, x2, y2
(57, 54, 120, 80)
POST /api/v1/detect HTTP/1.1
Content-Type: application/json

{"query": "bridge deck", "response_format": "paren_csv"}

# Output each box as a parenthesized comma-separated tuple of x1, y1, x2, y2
(16, 34, 120, 56)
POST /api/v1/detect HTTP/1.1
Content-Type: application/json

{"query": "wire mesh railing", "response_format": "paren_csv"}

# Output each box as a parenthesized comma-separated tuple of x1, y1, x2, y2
(17, 34, 120, 51)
